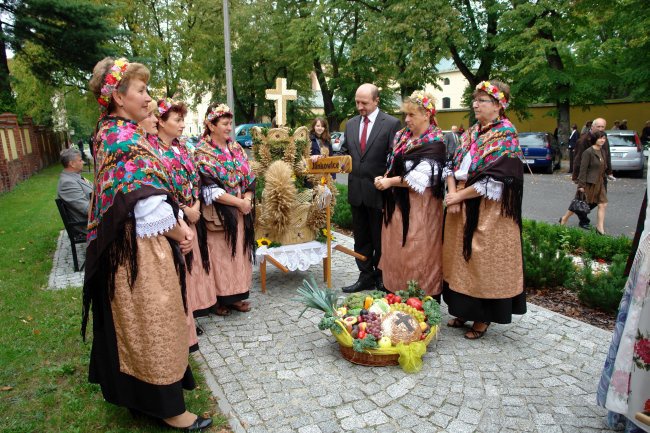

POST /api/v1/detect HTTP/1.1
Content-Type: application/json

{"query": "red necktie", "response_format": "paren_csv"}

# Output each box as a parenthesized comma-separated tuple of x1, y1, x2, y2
(360, 116, 370, 154)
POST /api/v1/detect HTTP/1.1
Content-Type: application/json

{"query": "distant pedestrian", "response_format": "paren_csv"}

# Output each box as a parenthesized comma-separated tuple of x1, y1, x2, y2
(641, 120, 650, 145)
(567, 124, 579, 173)
(581, 120, 592, 135)
(619, 119, 628, 130)
(443, 125, 460, 159)
(612, 120, 621, 130)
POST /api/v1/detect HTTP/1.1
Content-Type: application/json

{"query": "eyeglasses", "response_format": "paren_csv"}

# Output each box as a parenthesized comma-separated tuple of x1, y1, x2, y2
(473, 98, 494, 104)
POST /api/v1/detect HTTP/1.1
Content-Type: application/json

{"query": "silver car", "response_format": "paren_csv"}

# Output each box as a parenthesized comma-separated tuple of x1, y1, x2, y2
(331, 132, 345, 153)
(607, 130, 644, 178)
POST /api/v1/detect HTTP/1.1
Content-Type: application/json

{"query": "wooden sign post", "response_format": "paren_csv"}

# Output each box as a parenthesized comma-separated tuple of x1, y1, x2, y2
(306, 155, 364, 288)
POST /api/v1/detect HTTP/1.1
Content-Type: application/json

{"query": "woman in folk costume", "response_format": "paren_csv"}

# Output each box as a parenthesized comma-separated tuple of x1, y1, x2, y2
(194, 103, 256, 316)
(155, 98, 215, 351)
(443, 80, 526, 340)
(83, 58, 212, 431)
(597, 156, 650, 433)
(374, 90, 446, 298)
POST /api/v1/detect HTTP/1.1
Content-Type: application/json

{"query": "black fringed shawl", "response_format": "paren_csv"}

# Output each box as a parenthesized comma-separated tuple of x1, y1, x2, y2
(197, 172, 256, 263)
(452, 118, 524, 261)
(82, 117, 187, 340)
(383, 126, 446, 247)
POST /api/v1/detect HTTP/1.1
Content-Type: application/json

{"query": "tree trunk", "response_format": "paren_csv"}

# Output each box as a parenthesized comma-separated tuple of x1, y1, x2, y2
(313, 58, 339, 131)
(0, 21, 16, 112)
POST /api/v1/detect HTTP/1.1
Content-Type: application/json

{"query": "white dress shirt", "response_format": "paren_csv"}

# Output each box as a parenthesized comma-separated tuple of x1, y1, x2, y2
(358, 107, 380, 143)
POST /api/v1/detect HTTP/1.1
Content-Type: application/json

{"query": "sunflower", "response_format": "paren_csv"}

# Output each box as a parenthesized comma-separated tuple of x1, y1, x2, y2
(256, 237, 272, 247)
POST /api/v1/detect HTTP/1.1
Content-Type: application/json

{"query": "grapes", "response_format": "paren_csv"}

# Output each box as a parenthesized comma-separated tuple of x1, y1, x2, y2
(389, 303, 425, 322)
(359, 312, 382, 339)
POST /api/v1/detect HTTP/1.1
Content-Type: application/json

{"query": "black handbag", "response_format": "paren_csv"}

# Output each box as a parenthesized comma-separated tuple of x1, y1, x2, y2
(568, 190, 591, 215)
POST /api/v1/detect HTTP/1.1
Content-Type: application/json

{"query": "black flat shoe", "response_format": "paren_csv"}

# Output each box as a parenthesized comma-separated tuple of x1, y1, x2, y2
(195, 326, 204, 336)
(161, 416, 213, 431)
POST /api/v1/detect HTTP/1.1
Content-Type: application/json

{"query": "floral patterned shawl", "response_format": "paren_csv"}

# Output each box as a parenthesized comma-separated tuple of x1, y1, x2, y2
(194, 136, 255, 196)
(157, 137, 199, 207)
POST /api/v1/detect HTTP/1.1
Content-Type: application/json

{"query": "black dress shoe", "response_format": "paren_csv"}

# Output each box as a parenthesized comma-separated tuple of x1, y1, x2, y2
(161, 416, 213, 431)
(374, 277, 389, 293)
(342, 280, 370, 293)
(579, 222, 591, 230)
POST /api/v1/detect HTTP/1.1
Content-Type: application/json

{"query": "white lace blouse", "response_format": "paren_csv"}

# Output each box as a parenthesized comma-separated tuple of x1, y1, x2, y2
(445, 152, 504, 201)
(134, 195, 183, 238)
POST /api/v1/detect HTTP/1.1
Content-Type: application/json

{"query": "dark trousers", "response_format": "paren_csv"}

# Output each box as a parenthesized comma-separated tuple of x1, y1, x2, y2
(351, 204, 383, 283)
(568, 148, 574, 173)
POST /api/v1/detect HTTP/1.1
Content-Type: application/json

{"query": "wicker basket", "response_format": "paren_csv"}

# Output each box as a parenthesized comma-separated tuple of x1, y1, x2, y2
(339, 344, 399, 367)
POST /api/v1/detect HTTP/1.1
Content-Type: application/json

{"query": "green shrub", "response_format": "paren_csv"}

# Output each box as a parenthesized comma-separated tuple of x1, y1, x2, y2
(333, 183, 353, 229)
(522, 220, 575, 289)
(576, 254, 627, 312)
(521, 219, 632, 262)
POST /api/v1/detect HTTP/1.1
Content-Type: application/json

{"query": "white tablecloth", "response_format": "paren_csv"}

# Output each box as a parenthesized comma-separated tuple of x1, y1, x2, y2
(255, 240, 337, 272)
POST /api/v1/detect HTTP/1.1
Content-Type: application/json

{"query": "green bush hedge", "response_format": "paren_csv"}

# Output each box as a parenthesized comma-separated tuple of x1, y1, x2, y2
(576, 254, 628, 313)
(333, 183, 353, 229)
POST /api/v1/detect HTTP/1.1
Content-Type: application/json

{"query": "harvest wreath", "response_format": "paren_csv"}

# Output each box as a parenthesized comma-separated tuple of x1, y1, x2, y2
(296, 279, 441, 373)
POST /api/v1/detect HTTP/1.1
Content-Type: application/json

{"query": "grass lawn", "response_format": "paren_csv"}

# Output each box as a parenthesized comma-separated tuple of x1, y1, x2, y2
(0, 165, 229, 432)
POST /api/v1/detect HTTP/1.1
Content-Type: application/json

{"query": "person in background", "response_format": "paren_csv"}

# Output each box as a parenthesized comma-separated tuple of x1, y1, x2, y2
(57, 148, 92, 235)
(83, 57, 210, 431)
(612, 120, 621, 130)
(620, 119, 628, 130)
(581, 120, 593, 135)
(444, 125, 460, 160)
(642, 120, 650, 145)
(567, 123, 579, 174)
(443, 80, 526, 340)
(309, 117, 333, 161)
(577, 131, 609, 235)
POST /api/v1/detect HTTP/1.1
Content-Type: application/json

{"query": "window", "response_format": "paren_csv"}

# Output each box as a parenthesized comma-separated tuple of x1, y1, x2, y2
(443, 78, 450, 85)
(238, 128, 247, 137)
(442, 97, 451, 109)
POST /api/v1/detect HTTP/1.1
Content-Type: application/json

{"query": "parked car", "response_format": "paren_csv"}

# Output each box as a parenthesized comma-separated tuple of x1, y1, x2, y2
(183, 136, 199, 152)
(235, 123, 271, 148)
(607, 130, 644, 178)
(331, 131, 345, 153)
(518, 132, 561, 174)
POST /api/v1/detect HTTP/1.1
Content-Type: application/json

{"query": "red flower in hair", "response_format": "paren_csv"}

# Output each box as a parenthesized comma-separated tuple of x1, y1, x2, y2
(105, 74, 118, 85)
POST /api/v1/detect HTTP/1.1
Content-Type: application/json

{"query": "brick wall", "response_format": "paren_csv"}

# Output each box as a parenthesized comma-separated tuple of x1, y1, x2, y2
(0, 113, 66, 193)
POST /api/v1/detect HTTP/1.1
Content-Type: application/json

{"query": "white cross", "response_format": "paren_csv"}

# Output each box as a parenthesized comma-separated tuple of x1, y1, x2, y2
(265, 78, 297, 127)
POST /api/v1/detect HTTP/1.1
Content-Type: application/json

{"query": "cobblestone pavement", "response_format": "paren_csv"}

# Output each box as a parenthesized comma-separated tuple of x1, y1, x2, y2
(196, 232, 618, 433)
(47, 230, 85, 290)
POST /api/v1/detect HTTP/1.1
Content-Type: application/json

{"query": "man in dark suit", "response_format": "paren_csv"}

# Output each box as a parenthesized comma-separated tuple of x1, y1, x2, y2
(340, 83, 401, 293)
(444, 125, 460, 159)
(57, 148, 93, 235)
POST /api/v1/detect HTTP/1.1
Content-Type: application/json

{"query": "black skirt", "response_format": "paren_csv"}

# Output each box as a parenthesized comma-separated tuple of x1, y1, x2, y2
(442, 281, 527, 324)
(88, 283, 196, 419)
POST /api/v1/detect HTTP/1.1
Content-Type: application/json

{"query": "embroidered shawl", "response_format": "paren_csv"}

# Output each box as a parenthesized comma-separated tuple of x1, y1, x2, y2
(157, 137, 199, 207)
(384, 125, 446, 246)
(194, 136, 255, 196)
(194, 136, 256, 261)
(451, 118, 524, 261)
(82, 117, 185, 339)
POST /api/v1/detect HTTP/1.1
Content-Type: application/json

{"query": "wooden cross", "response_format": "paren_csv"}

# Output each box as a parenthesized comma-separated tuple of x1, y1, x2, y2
(265, 78, 297, 127)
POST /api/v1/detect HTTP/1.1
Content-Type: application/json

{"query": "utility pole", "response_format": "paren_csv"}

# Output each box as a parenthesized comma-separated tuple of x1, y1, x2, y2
(222, 0, 235, 138)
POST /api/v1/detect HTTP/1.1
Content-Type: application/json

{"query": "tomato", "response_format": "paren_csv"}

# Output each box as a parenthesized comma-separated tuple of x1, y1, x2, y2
(358, 329, 367, 339)
(406, 297, 423, 311)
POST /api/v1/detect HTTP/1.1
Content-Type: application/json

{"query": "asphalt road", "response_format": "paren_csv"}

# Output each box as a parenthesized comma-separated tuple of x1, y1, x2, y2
(334, 161, 646, 238)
